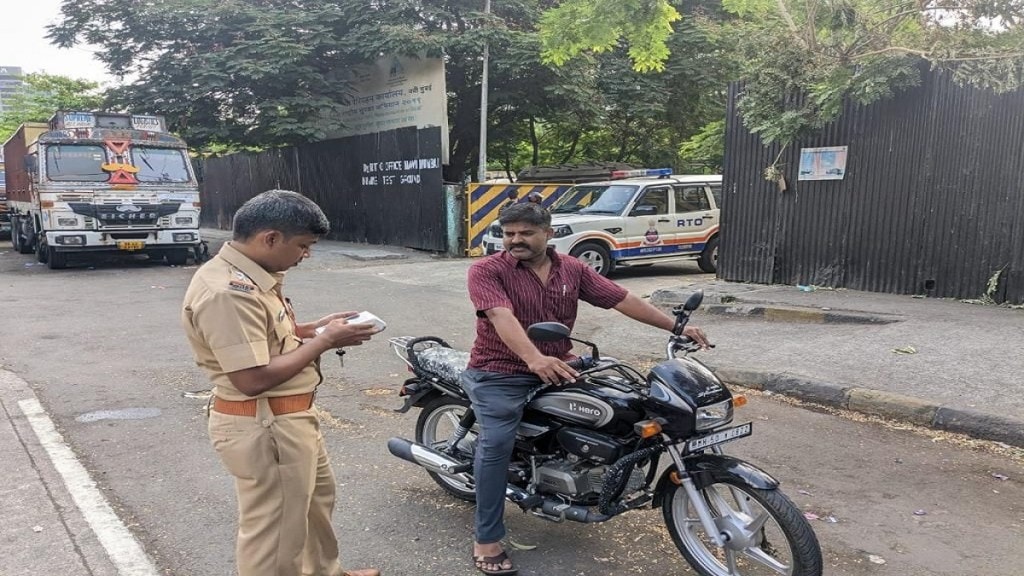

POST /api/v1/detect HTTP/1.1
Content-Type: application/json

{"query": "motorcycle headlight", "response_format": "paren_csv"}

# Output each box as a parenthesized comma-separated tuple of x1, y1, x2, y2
(552, 225, 573, 238)
(695, 399, 734, 431)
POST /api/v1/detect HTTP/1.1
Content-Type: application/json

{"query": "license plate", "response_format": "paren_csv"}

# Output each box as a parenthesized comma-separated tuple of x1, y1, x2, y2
(118, 240, 145, 251)
(686, 423, 752, 452)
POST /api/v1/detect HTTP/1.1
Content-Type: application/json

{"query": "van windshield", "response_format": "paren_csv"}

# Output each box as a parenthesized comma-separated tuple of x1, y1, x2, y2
(552, 184, 637, 215)
(46, 145, 108, 182)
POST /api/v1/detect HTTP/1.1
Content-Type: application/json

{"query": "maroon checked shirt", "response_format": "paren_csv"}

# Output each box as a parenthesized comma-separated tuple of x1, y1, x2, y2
(467, 248, 628, 374)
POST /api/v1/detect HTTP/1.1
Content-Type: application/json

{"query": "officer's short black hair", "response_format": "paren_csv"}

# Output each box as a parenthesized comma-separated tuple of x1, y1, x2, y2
(499, 202, 550, 229)
(232, 189, 330, 240)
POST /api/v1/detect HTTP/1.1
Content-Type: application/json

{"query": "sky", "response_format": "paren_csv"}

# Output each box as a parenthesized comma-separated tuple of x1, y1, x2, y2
(0, 0, 117, 85)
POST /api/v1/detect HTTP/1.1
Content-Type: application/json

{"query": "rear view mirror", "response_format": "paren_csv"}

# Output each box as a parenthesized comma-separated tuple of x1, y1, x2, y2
(526, 322, 571, 342)
(684, 290, 704, 311)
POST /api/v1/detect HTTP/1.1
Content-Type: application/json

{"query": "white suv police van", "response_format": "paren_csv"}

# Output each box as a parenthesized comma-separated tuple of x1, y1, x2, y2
(482, 170, 721, 276)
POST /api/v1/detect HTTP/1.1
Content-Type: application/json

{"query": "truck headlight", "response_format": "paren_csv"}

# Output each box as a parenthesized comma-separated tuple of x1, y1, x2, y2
(55, 235, 86, 246)
(175, 216, 194, 225)
(695, 399, 734, 431)
(57, 217, 79, 227)
(173, 232, 197, 242)
(552, 225, 573, 238)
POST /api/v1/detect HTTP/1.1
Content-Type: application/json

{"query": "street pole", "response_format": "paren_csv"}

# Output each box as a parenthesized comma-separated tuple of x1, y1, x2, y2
(477, 0, 491, 183)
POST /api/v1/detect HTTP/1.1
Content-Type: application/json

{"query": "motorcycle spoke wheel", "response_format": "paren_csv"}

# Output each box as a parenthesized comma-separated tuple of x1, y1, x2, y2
(663, 479, 822, 576)
(414, 397, 477, 501)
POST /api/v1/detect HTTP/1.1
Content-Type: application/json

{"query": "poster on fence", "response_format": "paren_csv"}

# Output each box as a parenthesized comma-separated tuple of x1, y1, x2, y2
(328, 54, 449, 164)
(798, 146, 848, 180)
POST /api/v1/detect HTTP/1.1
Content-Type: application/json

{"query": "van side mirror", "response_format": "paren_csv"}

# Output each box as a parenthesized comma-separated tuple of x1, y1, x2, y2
(631, 205, 658, 217)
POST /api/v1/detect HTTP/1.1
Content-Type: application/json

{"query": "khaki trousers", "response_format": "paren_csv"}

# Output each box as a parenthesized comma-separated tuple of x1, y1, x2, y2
(209, 399, 343, 576)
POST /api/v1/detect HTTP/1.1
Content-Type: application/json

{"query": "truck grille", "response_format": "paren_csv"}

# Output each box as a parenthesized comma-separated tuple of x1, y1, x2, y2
(68, 202, 179, 227)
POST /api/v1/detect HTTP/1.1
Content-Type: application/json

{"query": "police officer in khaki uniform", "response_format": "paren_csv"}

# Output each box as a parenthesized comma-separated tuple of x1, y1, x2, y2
(182, 190, 381, 576)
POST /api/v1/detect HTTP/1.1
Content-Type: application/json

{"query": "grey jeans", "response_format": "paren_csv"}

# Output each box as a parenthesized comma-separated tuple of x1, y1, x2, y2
(460, 367, 542, 544)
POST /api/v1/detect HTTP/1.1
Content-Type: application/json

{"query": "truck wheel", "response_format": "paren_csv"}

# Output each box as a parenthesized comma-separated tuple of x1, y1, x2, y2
(570, 242, 613, 277)
(11, 217, 21, 251)
(36, 238, 49, 264)
(47, 246, 67, 270)
(15, 217, 34, 255)
(697, 236, 719, 273)
(165, 249, 189, 266)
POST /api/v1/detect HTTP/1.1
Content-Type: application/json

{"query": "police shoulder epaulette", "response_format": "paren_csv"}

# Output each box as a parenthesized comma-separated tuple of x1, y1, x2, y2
(228, 268, 256, 293)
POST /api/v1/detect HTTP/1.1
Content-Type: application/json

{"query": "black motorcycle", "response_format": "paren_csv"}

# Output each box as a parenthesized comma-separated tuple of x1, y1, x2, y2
(387, 290, 822, 576)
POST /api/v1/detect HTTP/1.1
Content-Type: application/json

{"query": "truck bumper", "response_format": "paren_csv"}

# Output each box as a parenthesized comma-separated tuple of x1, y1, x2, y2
(44, 229, 201, 253)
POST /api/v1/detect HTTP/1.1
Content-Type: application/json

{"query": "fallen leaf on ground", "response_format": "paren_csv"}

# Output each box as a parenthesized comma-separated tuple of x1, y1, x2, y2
(508, 540, 537, 551)
(891, 346, 917, 354)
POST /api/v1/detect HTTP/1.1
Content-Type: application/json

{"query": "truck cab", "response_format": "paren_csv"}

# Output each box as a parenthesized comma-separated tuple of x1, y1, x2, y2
(4, 111, 202, 269)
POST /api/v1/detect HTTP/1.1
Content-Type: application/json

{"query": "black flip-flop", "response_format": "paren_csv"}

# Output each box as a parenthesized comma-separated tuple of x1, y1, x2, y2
(472, 551, 518, 575)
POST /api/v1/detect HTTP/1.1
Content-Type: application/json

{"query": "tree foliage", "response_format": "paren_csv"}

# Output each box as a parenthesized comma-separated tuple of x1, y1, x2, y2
(539, 0, 682, 72)
(48, 0, 729, 179)
(717, 0, 1024, 155)
(0, 73, 106, 143)
(50, 0, 370, 148)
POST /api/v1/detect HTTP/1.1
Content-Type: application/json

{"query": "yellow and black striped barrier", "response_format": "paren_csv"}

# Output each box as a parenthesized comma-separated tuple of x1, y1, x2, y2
(466, 183, 573, 256)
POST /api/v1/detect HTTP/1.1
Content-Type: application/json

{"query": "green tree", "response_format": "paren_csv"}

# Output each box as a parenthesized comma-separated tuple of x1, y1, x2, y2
(539, 0, 682, 72)
(0, 73, 105, 142)
(716, 0, 1024, 174)
(50, 0, 369, 148)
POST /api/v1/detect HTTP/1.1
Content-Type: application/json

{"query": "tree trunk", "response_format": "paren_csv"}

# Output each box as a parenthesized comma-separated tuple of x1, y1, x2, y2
(530, 116, 539, 166)
(559, 130, 581, 164)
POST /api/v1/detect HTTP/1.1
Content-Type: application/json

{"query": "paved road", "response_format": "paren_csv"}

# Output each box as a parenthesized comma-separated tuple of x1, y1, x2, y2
(0, 242, 1021, 575)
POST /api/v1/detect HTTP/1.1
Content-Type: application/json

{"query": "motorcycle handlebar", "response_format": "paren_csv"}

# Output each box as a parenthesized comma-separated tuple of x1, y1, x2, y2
(566, 355, 595, 371)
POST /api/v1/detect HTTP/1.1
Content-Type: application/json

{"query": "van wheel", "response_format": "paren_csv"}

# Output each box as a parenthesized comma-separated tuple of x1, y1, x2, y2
(698, 236, 719, 273)
(570, 242, 613, 277)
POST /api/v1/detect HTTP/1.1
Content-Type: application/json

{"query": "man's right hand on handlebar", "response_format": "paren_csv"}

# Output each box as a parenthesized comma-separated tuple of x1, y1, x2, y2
(526, 354, 579, 386)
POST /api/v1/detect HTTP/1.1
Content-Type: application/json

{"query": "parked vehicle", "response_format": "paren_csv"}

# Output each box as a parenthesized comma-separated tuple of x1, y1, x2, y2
(481, 169, 722, 276)
(386, 290, 823, 576)
(0, 155, 9, 239)
(3, 111, 202, 269)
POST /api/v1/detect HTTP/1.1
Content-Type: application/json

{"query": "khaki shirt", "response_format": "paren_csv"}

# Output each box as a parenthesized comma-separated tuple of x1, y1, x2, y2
(181, 242, 321, 401)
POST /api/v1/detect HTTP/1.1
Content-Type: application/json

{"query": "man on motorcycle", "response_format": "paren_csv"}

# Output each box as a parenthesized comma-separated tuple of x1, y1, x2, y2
(463, 202, 710, 575)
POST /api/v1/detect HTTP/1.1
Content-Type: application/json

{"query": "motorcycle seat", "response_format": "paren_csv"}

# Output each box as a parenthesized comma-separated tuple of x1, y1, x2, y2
(416, 346, 470, 384)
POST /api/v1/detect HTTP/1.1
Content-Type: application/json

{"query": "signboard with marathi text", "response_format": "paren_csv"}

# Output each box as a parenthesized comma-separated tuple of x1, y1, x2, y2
(329, 54, 449, 164)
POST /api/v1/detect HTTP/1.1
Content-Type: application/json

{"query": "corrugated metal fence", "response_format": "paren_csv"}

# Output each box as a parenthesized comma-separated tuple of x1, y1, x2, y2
(196, 126, 447, 251)
(721, 68, 1024, 304)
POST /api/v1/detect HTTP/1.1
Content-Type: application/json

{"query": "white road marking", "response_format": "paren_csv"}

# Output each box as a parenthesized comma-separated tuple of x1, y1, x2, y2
(18, 398, 160, 576)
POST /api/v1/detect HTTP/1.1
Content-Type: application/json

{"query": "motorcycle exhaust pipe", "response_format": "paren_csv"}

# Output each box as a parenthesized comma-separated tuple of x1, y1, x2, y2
(505, 485, 611, 524)
(387, 437, 473, 483)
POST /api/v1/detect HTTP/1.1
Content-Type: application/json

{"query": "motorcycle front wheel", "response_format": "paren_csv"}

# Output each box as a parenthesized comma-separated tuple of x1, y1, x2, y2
(414, 396, 477, 502)
(662, 478, 822, 576)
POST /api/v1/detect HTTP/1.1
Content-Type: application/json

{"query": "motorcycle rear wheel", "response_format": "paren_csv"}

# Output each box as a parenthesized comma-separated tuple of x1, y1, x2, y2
(414, 396, 477, 502)
(662, 478, 822, 576)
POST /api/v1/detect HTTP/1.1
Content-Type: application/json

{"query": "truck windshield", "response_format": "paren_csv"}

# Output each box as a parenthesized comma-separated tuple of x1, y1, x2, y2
(571, 185, 638, 215)
(133, 147, 192, 183)
(46, 145, 109, 182)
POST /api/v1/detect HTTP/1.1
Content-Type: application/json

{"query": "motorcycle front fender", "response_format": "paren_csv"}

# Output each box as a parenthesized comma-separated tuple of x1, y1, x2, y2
(652, 454, 779, 507)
